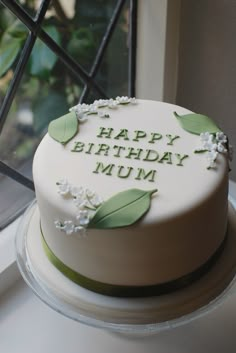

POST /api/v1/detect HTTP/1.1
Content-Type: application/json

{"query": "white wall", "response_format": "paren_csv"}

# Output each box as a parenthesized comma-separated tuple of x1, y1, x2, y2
(176, 0, 236, 180)
(136, 0, 180, 102)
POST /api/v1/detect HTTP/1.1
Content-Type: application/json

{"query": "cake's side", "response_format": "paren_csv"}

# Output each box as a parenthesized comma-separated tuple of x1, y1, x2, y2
(25, 202, 236, 324)
(33, 99, 230, 290)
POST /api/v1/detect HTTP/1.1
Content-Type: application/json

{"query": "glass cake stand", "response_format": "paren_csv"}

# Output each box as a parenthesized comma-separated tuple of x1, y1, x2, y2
(15, 199, 236, 336)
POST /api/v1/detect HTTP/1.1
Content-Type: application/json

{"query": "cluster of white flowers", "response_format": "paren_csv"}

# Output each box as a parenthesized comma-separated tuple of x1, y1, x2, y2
(54, 179, 103, 236)
(69, 96, 136, 122)
(195, 132, 233, 169)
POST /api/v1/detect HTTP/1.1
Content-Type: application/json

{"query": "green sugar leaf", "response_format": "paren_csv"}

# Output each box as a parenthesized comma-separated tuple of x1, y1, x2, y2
(89, 188, 157, 229)
(48, 111, 78, 144)
(174, 112, 221, 135)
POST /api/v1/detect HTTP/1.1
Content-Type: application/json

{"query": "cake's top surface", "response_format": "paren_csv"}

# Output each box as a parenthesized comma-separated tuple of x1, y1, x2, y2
(33, 99, 228, 228)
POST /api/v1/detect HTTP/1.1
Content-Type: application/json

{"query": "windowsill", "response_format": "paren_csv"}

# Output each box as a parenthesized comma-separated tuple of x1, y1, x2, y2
(1, 262, 236, 352)
(0, 216, 21, 295)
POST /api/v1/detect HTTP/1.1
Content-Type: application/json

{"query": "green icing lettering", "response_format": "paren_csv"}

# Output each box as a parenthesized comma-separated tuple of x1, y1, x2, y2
(71, 141, 84, 152)
(117, 165, 133, 178)
(133, 130, 146, 142)
(166, 134, 180, 146)
(97, 127, 114, 139)
(95, 143, 110, 156)
(114, 129, 129, 141)
(85, 142, 94, 154)
(113, 145, 126, 157)
(93, 162, 114, 176)
(148, 132, 162, 144)
(158, 152, 172, 164)
(143, 149, 159, 162)
(135, 168, 156, 182)
(125, 147, 143, 160)
(175, 153, 189, 166)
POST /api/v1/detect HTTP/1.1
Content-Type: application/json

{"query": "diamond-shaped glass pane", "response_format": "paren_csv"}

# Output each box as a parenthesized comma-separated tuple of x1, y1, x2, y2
(0, 4, 29, 94)
(15, 0, 43, 18)
(44, 0, 126, 75)
(0, 44, 84, 171)
(95, 0, 130, 97)
(0, 174, 34, 229)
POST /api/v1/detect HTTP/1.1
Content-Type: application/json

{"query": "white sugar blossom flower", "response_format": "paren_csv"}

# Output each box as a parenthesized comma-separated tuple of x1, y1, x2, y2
(98, 111, 110, 118)
(76, 103, 90, 115)
(73, 188, 90, 209)
(206, 150, 218, 169)
(76, 209, 90, 226)
(217, 142, 227, 153)
(77, 113, 87, 122)
(197, 130, 231, 169)
(200, 132, 211, 142)
(117, 96, 130, 104)
(54, 220, 63, 230)
(73, 195, 86, 208)
(130, 97, 137, 104)
(86, 188, 95, 198)
(207, 159, 216, 169)
(203, 140, 217, 151)
(57, 179, 70, 195)
(70, 185, 83, 198)
(108, 99, 118, 109)
(78, 199, 92, 209)
(206, 150, 218, 161)
(74, 225, 87, 237)
(90, 195, 103, 208)
(216, 132, 227, 144)
(81, 103, 90, 109)
(93, 99, 109, 108)
(55, 219, 76, 234)
(85, 189, 103, 207)
(88, 104, 98, 114)
(196, 133, 215, 152)
(63, 220, 75, 235)
(54, 181, 105, 236)
(77, 108, 89, 121)
(70, 96, 137, 123)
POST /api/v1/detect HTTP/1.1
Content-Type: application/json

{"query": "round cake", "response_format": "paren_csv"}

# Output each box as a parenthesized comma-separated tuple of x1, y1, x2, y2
(32, 98, 231, 297)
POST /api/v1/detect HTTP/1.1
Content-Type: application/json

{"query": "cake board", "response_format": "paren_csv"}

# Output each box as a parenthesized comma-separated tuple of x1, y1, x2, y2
(15, 198, 236, 335)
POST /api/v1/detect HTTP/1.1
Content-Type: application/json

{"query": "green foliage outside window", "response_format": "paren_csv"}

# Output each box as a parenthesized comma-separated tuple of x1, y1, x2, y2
(0, 0, 129, 168)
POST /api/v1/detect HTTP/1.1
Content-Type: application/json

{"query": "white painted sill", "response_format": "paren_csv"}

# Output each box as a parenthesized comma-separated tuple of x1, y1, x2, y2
(0, 216, 22, 295)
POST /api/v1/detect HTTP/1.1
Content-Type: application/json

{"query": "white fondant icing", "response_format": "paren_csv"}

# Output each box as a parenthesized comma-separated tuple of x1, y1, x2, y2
(33, 100, 229, 287)
(25, 203, 236, 324)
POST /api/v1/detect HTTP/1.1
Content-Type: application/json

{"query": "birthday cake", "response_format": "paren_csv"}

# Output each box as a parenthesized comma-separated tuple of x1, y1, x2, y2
(31, 98, 232, 298)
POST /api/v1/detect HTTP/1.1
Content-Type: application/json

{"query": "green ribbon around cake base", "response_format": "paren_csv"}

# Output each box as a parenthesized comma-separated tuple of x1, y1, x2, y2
(40, 227, 227, 298)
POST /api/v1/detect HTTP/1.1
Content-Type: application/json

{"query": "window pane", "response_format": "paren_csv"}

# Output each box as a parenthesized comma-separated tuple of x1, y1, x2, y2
(15, 0, 43, 18)
(0, 5, 29, 87)
(96, 0, 130, 96)
(0, 174, 34, 230)
(0, 48, 84, 171)
(45, 0, 118, 72)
